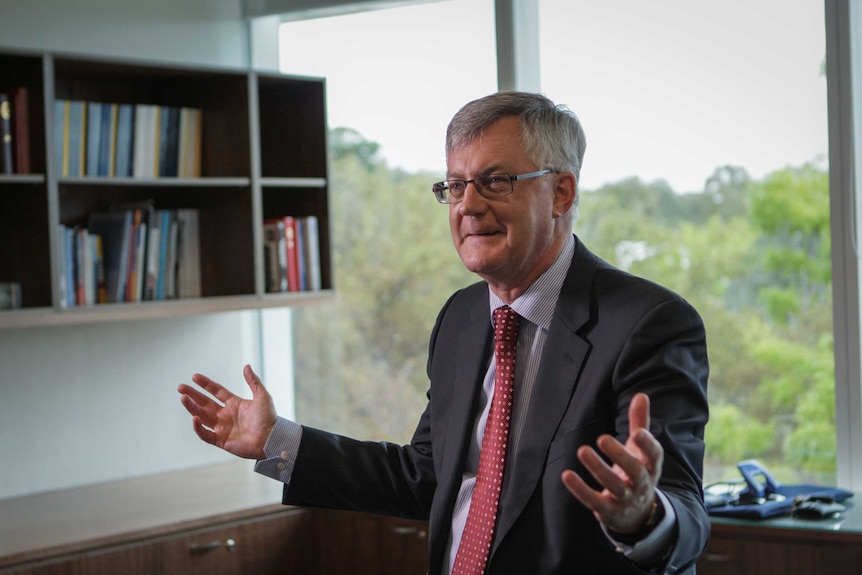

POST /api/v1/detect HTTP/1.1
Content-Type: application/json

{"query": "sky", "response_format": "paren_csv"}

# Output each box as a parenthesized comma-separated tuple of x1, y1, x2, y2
(279, 0, 828, 193)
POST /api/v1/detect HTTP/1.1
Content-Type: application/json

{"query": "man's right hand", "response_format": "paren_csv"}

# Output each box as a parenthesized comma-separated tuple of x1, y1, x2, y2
(178, 364, 277, 460)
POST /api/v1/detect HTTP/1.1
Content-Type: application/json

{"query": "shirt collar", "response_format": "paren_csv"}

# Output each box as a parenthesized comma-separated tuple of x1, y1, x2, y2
(489, 234, 575, 330)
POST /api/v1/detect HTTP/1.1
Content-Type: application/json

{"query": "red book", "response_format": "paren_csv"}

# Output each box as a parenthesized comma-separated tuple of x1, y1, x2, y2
(282, 216, 301, 292)
(0, 87, 30, 174)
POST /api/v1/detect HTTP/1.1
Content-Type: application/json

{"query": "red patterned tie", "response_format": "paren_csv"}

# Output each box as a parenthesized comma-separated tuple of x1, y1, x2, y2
(452, 305, 520, 575)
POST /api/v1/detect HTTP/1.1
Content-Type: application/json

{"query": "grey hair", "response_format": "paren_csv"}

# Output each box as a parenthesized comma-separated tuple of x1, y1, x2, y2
(445, 91, 587, 183)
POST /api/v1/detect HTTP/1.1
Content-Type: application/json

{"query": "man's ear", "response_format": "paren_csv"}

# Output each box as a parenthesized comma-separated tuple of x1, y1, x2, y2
(553, 171, 577, 217)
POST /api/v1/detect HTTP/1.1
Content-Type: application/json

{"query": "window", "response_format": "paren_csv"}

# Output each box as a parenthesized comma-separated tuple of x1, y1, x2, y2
(277, 0, 496, 440)
(267, 0, 862, 491)
(539, 0, 834, 485)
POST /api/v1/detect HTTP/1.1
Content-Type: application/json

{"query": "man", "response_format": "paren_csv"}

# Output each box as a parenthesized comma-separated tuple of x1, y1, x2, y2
(178, 92, 710, 574)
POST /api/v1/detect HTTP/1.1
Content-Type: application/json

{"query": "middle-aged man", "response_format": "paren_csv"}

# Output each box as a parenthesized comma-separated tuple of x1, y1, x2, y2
(179, 91, 710, 575)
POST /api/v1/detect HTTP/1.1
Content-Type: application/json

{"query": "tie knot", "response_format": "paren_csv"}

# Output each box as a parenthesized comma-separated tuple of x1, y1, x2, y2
(493, 305, 519, 343)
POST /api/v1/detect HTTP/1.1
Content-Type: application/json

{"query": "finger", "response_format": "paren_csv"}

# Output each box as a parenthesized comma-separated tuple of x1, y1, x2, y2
(631, 428, 664, 480)
(178, 384, 221, 411)
(179, 393, 219, 429)
(191, 373, 235, 404)
(596, 434, 652, 493)
(577, 443, 632, 498)
(628, 392, 650, 434)
(191, 415, 218, 446)
(561, 468, 604, 508)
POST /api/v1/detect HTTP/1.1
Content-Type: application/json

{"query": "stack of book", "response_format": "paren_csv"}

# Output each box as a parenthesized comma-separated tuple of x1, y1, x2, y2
(0, 86, 29, 175)
(58, 204, 201, 307)
(263, 215, 322, 293)
(53, 100, 202, 178)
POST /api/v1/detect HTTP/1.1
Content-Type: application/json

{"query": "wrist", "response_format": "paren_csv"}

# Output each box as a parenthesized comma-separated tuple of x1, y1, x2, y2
(609, 496, 664, 545)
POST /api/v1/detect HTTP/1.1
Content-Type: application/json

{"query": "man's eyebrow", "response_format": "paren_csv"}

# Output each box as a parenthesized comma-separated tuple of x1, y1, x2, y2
(447, 164, 506, 179)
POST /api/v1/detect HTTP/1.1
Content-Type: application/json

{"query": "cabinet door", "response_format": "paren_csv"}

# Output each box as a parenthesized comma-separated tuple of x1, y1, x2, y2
(813, 544, 862, 575)
(160, 508, 313, 575)
(378, 517, 428, 575)
(697, 534, 746, 575)
(698, 534, 816, 575)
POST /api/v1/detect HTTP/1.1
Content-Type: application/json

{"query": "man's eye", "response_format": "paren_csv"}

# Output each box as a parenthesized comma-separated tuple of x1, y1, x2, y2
(449, 182, 466, 192)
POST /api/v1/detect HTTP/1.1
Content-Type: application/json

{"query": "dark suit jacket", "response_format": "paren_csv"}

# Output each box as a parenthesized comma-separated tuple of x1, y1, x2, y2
(285, 235, 710, 575)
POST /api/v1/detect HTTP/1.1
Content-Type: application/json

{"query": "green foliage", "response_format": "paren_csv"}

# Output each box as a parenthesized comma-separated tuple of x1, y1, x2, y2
(706, 403, 775, 463)
(293, 130, 837, 480)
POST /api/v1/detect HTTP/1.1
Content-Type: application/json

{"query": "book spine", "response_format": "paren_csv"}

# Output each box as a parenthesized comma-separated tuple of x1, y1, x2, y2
(1, 87, 30, 174)
(304, 215, 322, 291)
(283, 216, 300, 292)
(0, 93, 13, 175)
(86, 101, 102, 176)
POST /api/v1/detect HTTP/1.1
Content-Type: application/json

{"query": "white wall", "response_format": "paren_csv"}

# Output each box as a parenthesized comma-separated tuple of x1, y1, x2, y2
(0, 0, 287, 500)
(0, 0, 249, 68)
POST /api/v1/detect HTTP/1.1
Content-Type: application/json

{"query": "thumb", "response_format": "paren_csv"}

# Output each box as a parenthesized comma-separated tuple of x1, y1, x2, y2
(243, 364, 265, 397)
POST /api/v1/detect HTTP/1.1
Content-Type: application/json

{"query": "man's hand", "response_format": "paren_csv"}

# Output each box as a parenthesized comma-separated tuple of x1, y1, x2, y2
(561, 392, 663, 535)
(177, 364, 277, 460)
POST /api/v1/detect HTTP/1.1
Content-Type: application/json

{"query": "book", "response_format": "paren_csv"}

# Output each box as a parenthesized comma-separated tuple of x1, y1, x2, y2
(0, 87, 29, 174)
(0, 93, 12, 175)
(176, 208, 201, 298)
(114, 103, 134, 177)
(283, 216, 300, 292)
(88, 210, 132, 303)
(99, 103, 117, 177)
(263, 219, 287, 293)
(303, 215, 322, 291)
(143, 209, 162, 301)
(67, 100, 86, 177)
(92, 234, 107, 303)
(178, 107, 202, 177)
(54, 99, 69, 177)
(85, 101, 102, 176)
(163, 214, 180, 299)
(133, 104, 157, 178)
(156, 209, 173, 300)
(158, 106, 180, 177)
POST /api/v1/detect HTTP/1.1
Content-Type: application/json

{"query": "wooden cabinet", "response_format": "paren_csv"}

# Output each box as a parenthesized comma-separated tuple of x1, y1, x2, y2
(1, 508, 313, 575)
(312, 509, 428, 575)
(0, 48, 332, 329)
(697, 510, 862, 575)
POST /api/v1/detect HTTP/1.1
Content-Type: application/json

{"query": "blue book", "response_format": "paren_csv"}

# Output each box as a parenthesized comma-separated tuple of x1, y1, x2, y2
(98, 103, 115, 176)
(53, 99, 67, 177)
(67, 101, 85, 177)
(115, 104, 134, 177)
(88, 210, 132, 303)
(85, 101, 102, 176)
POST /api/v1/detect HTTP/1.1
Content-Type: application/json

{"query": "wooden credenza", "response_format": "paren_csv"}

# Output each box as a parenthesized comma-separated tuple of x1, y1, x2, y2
(0, 462, 429, 575)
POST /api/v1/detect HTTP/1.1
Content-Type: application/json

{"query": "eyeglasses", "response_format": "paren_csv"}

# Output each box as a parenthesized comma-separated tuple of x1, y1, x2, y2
(431, 169, 557, 204)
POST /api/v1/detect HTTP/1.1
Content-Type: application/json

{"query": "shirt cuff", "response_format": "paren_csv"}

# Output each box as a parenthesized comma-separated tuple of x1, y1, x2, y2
(604, 489, 676, 562)
(252, 416, 303, 484)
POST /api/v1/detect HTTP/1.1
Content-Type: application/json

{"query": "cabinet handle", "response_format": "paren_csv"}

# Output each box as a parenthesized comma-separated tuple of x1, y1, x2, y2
(390, 526, 428, 538)
(189, 538, 236, 554)
(701, 552, 734, 563)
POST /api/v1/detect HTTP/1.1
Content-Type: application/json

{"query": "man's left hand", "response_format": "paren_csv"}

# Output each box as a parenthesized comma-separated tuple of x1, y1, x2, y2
(561, 392, 663, 535)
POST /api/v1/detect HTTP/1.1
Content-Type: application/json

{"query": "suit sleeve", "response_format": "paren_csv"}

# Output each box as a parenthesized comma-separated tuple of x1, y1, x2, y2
(612, 296, 710, 573)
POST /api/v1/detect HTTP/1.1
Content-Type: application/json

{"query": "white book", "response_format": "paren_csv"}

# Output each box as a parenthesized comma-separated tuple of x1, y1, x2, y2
(303, 215, 322, 291)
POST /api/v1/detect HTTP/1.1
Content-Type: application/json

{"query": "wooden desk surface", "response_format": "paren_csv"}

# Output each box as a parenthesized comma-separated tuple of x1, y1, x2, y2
(0, 461, 286, 568)
(710, 496, 861, 543)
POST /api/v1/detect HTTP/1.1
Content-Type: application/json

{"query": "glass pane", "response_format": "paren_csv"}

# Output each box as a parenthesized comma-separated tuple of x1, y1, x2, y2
(278, 0, 496, 440)
(540, 0, 832, 485)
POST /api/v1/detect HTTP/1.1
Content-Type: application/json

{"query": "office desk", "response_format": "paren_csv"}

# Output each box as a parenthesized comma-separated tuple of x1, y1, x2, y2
(698, 497, 861, 575)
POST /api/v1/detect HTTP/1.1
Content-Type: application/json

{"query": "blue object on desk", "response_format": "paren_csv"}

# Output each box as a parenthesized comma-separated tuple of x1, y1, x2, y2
(705, 460, 854, 519)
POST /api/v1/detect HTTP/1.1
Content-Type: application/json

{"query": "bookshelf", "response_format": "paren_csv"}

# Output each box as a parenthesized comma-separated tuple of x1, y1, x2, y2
(0, 48, 332, 329)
